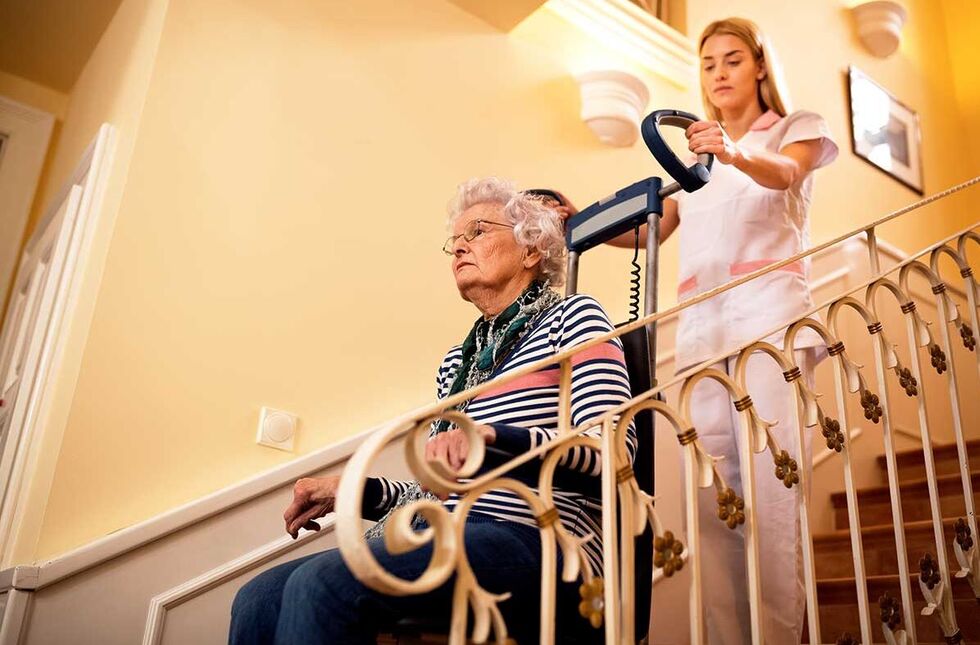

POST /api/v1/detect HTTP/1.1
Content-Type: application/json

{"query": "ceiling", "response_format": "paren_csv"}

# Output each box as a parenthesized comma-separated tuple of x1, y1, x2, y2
(0, 0, 124, 92)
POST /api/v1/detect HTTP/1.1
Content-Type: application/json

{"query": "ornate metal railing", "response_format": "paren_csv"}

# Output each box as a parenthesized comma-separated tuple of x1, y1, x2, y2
(335, 177, 980, 644)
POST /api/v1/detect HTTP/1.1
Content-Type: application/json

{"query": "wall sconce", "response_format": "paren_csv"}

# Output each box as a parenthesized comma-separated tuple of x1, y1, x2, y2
(575, 70, 649, 147)
(850, 1, 908, 58)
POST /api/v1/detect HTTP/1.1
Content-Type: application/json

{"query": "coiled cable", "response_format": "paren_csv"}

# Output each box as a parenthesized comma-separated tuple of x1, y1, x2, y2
(628, 225, 641, 322)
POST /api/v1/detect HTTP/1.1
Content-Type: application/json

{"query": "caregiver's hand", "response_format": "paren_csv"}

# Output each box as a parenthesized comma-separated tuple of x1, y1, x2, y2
(686, 120, 742, 165)
(551, 191, 578, 225)
(284, 475, 339, 539)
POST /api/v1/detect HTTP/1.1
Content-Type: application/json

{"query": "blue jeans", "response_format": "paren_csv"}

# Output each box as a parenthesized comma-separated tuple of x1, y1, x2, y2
(229, 516, 603, 644)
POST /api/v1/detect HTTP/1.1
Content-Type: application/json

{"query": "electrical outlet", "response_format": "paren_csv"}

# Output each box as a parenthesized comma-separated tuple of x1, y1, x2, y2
(256, 407, 297, 451)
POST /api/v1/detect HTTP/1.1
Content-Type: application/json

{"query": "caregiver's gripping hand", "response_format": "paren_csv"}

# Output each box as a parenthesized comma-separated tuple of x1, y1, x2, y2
(686, 120, 741, 165)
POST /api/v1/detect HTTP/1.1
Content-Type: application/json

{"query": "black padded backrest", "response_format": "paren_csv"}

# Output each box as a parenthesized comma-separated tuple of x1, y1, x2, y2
(616, 324, 656, 642)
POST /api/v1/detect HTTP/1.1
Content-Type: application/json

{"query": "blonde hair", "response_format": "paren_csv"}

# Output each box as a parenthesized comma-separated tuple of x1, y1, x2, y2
(698, 17, 792, 123)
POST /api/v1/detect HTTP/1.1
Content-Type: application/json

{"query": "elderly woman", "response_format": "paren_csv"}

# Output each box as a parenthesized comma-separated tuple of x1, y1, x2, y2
(229, 177, 635, 644)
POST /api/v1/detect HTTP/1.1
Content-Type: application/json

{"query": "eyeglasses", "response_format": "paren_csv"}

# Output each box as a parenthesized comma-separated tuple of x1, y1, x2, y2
(442, 219, 514, 255)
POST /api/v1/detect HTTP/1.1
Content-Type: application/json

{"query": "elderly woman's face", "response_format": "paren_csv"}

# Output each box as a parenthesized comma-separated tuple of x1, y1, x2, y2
(450, 202, 531, 301)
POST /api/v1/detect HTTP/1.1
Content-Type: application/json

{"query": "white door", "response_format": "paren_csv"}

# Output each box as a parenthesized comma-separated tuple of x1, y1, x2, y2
(0, 123, 114, 564)
(0, 96, 55, 315)
(0, 185, 83, 504)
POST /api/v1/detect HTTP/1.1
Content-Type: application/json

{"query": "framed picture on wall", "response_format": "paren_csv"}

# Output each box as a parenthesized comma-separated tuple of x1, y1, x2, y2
(846, 66, 923, 195)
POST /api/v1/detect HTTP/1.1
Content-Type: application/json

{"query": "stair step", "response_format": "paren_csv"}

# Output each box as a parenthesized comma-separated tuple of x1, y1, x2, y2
(813, 518, 968, 579)
(807, 573, 979, 644)
(876, 440, 980, 483)
(831, 471, 980, 530)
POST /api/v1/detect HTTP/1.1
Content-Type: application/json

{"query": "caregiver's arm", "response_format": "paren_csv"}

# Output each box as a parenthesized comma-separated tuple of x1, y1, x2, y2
(686, 120, 824, 190)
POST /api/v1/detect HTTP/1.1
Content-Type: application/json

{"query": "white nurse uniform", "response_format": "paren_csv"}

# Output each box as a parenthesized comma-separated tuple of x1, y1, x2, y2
(672, 109, 838, 645)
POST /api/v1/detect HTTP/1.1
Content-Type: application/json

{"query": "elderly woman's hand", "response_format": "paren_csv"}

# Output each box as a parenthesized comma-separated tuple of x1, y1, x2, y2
(283, 475, 339, 539)
(425, 425, 496, 475)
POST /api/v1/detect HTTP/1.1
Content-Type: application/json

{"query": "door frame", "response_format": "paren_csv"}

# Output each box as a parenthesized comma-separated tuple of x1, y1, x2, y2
(0, 96, 55, 328)
(0, 125, 115, 566)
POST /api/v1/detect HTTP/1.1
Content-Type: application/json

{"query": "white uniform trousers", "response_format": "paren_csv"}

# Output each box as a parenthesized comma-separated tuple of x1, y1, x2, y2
(688, 348, 817, 645)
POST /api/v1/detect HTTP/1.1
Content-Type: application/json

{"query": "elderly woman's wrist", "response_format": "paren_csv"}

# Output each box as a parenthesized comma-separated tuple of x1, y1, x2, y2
(478, 424, 496, 445)
(487, 423, 531, 454)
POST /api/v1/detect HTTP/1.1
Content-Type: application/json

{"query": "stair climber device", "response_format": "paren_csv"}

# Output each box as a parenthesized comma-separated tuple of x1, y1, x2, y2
(562, 107, 713, 643)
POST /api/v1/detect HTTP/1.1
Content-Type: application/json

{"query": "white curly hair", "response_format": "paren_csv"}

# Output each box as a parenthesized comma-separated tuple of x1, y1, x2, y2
(447, 177, 567, 288)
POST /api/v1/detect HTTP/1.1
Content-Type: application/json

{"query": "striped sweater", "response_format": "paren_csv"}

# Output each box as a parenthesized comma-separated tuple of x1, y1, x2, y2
(362, 294, 637, 575)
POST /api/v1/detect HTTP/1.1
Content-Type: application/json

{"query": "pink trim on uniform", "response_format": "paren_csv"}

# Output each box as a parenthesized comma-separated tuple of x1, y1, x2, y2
(677, 275, 698, 295)
(729, 259, 806, 277)
(749, 110, 781, 131)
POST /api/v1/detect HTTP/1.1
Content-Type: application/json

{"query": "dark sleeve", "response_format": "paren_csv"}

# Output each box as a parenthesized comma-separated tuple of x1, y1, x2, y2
(360, 477, 413, 521)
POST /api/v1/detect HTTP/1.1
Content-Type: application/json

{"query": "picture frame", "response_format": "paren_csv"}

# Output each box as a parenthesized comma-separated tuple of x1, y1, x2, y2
(846, 66, 924, 195)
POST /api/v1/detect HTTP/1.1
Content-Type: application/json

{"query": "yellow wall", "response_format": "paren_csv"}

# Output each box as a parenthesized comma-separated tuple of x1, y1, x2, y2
(943, 0, 980, 174)
(30, 0, 980, 559)
(7, 0, 171, 565)
(0, 70, 68, 119)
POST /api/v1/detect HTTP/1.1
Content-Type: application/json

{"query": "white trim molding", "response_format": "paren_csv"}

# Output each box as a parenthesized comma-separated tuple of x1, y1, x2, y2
(544, 0, 697, 89)
(0, 588, 31, 645)
(142, 518, 336, 645)
(29, 425, 371, 590)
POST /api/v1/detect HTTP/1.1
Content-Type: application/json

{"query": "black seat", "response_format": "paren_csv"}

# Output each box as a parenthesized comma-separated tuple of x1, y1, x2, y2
(617, 324, 656, 643)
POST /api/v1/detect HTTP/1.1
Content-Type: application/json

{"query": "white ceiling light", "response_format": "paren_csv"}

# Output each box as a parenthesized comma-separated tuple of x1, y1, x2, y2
(575, 69, 650, 147)
(850, 1, 908, 58)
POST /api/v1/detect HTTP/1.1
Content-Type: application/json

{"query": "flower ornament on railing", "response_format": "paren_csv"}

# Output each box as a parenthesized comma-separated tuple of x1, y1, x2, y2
(879, 592, 909, 645)
(918, 551, 959, 638)
(716, 485, 746, 530)
(653, 530, 685, 577)
(613, 407, 694, 589)
(823, 337, 884, 426)
(952, 517, 980, 597)
(959, 322, 976, 351)
(860, 388, 884, 423)
(820, 411, 845, 452)
(955, 518, 974, 551)
(928, 343, 948, 374)
(619, 460, 687, 580)
(920, 553, 941, 589)
(741, 394, 800, 490)
(773, 449, 800, 488)
(895, 364, 918, 397)
(880, 592, 901, 630)
(578, 577, 604, 629)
